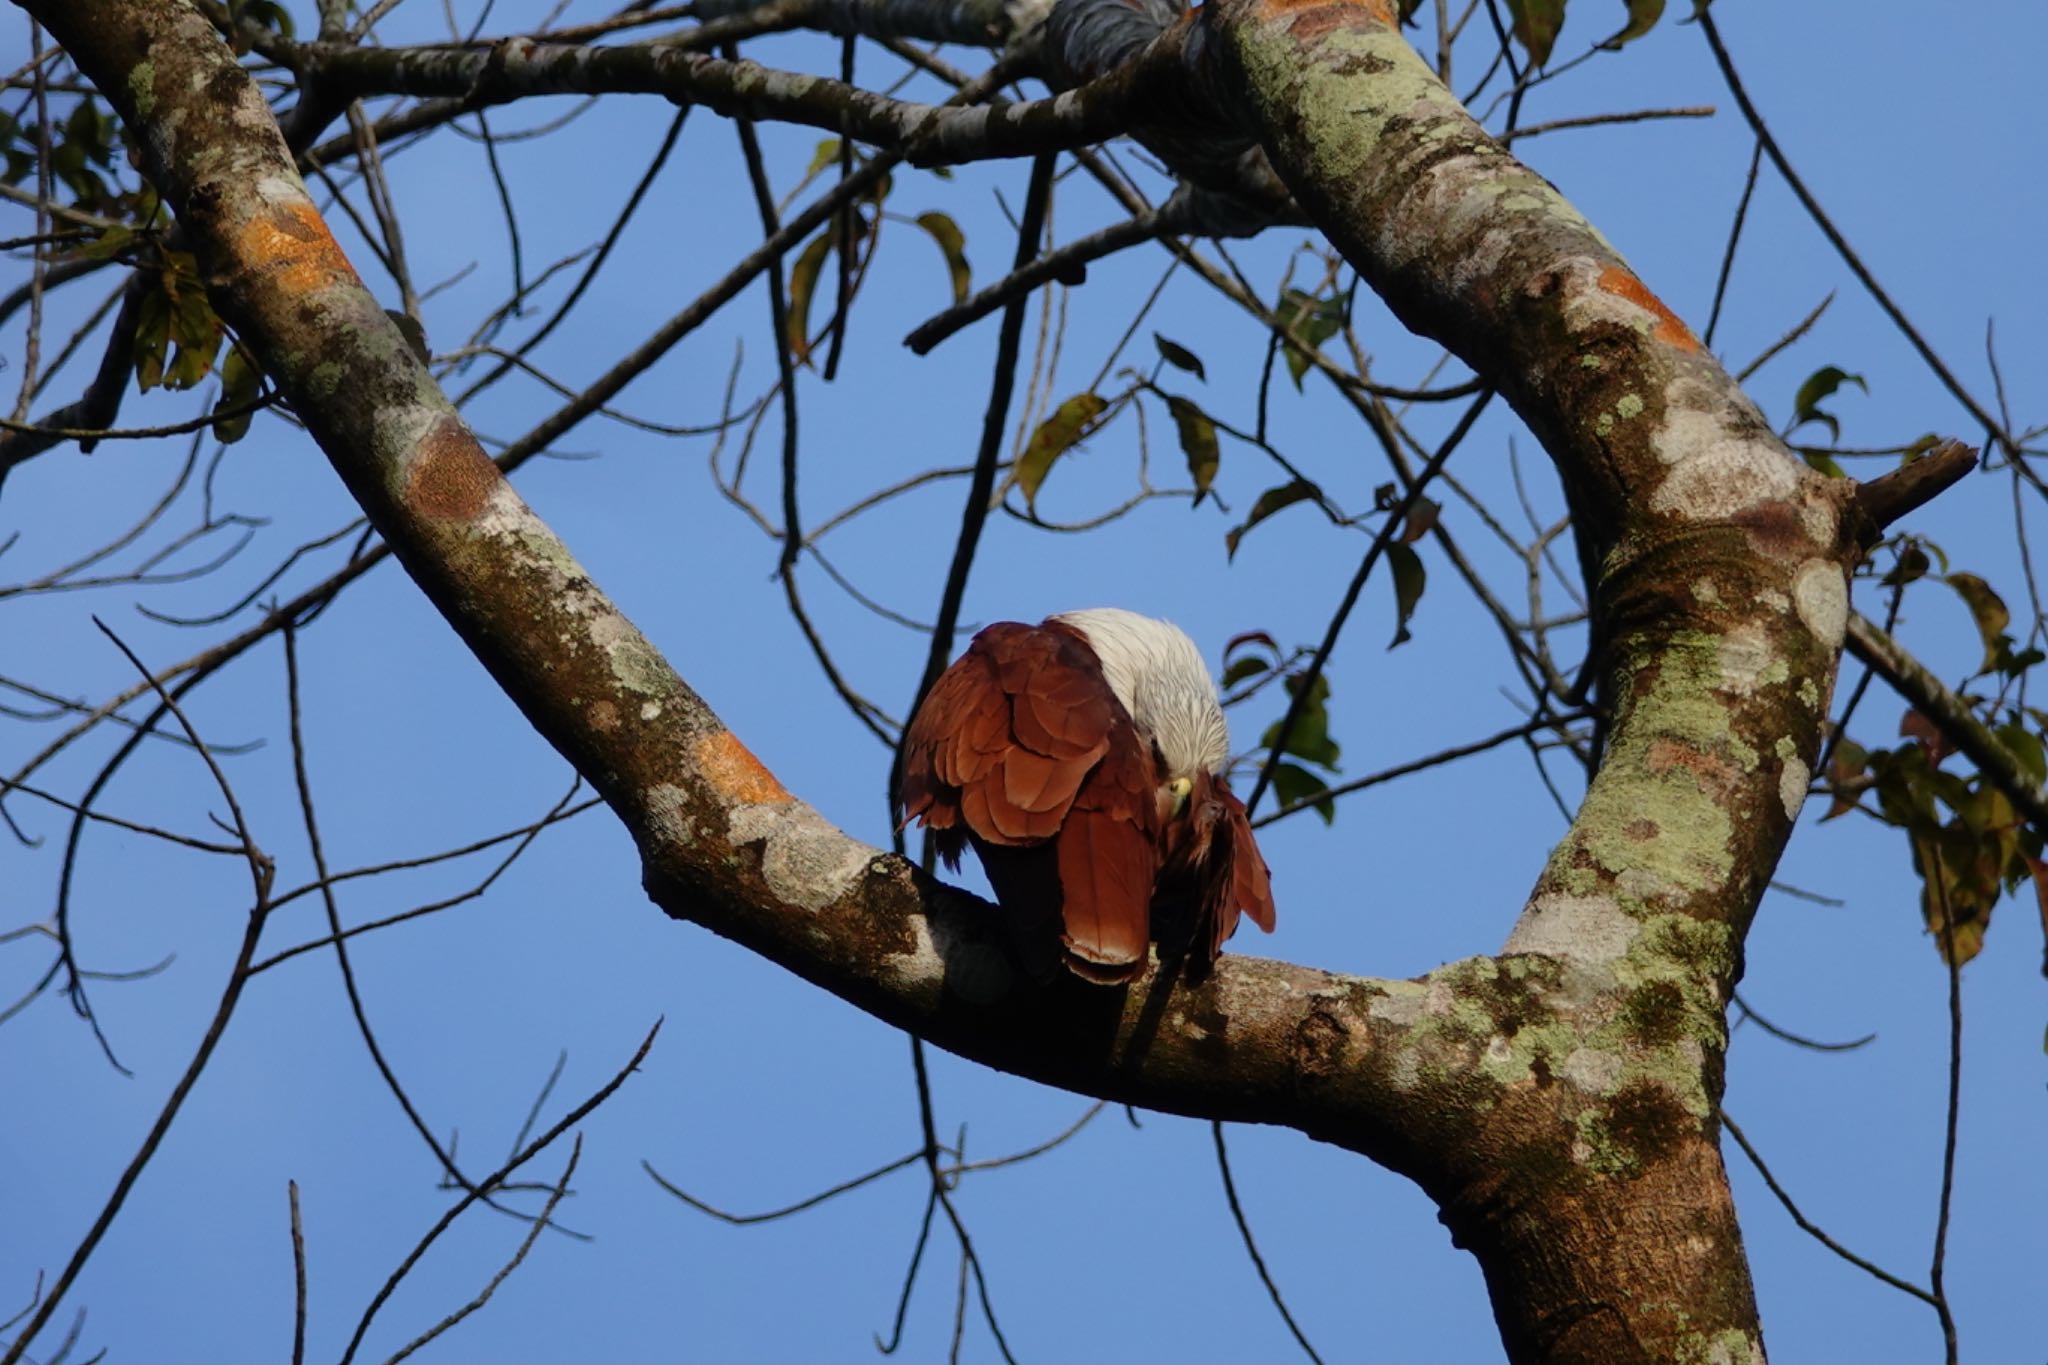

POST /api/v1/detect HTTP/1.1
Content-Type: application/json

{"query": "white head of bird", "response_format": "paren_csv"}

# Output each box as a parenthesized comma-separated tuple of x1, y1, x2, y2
(1051, 607, 1230, 782)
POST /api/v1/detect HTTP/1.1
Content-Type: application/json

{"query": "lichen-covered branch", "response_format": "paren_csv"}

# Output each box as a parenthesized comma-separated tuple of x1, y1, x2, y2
(301, 33, 1178, 169)
(1189, 0, 1920, 1356)
(692, 0, 1027, 46)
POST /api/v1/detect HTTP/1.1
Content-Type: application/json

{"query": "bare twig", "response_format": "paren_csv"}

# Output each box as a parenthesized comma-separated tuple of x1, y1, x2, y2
(1212, 1122, 1325, 1364)
(383, 1139, 584, 1364)
(0, 624, 274, 1365)
(1720, 1112, 1938, 1309)
(337, 1021, 662, 1365)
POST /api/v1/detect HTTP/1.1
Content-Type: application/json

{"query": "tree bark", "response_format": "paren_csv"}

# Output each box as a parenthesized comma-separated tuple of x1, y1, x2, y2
(27, 0, 1947, 1358)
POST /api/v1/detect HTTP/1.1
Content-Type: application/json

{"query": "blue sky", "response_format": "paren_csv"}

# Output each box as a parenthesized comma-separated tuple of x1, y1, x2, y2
(2, 2, 2044, 1361)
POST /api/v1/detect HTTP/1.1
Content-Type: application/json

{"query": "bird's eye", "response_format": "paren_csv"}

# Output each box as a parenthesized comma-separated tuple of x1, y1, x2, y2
(1168, 776, 1194, 818)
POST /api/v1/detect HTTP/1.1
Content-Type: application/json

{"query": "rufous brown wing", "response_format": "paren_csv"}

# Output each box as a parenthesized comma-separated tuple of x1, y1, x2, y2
(900, 617, 1276, 983)
(901, 621, 1159, 981)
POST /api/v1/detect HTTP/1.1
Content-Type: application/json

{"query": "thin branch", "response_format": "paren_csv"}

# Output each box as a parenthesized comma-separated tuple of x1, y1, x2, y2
(337, 1021, 662, 1365)
(1699, 9, 2020, 463)
(1729, 991, 1874, 1053)
(645, 1150, 924, 1224)
(1248, 389, 1496, 813)
(383, 1138, 583, 1364)
(1720, 1112, 1939, 1309)
(288, 1182, 307, 1365)
(1703, 137, 1762, 350)
(0, 624, 274, 1365)
(1497, 104, 1713, 143)
(1257, 706, 1591, 827)
(280, 623, 538, 1220)
(1211, 1122, 1325, 1364)
(1926, 856, 1963, 1365)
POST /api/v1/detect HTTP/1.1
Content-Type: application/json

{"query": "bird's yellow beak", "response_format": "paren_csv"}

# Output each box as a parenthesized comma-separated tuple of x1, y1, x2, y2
(1167, 776, 1194, 819)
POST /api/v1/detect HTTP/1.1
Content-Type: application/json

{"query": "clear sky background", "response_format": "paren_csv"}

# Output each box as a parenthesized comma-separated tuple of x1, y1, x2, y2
(3, 2, 2044, 1361)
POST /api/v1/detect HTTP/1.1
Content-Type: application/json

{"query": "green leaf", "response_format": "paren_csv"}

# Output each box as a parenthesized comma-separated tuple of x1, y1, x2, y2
(1165, 396, 1221, 506)
(1222, 630, 1280, 689)
(1226, 479, 1320, 560)
(1998, 643, 2046, 680)
(164, 283, 224, 390)
(784, 226, 837, 364)
(1014, 393, 1108, 509)
(211, 343, 262, 443)
(1387, 541, 1426, 648)
(1153, 334, 1206, 381)
(1221, 655, 1271, 689)
(912, 211, 970, 305)
(1271, 761, 1337, 824)
(1261, 672, 1340, 770)
(806, 138, 843, 178)
(1789, 364, 1867, 440)
(1602, 0, 1665, 48)
(1943, 572, 2010, 674)
(1997, 723, 2047, 788)
(1506, 0, 1567, 65)
(1881, 541, 1931, 588)
(1275, 287, 1344, 390)
(131, 283, 170, 392)
(1800, 448, 1846, 479)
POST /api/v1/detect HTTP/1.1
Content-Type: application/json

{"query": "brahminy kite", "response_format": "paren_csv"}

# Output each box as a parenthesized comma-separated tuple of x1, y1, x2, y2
(899, 608, 1275, 983)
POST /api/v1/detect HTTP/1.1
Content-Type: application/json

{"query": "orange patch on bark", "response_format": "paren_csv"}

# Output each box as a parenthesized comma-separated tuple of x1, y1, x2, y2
(237, 198, 357, 297)
(1645, 736, 1738, 802)
(696, 730, 790, 805)
(404, 415, 499, 521)
(1597, 265, 1699, 353)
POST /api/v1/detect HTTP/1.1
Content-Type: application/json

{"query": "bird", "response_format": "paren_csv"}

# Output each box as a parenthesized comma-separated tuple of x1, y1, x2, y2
(899, 608, 1275, 984)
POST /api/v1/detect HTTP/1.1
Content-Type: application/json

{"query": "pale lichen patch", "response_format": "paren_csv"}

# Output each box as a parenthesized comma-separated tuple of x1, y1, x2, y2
(1779, 753, 1810, 821)
(644, 782, 698, 852)
(1800, 495, 1839, 546)
(1715, 625, 1770, 696)
(882, 910, 951, 993)
(1650, 433, 1801, 521)
(1561, 1046, 1623, 1094)
(1366, 978, 1428, 1025)
(1506, 892, 1642, 964)
(727, 803, 870, 912)
(1793, 560, 1847, 650)
(1680, 1328, 1767, 1365)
